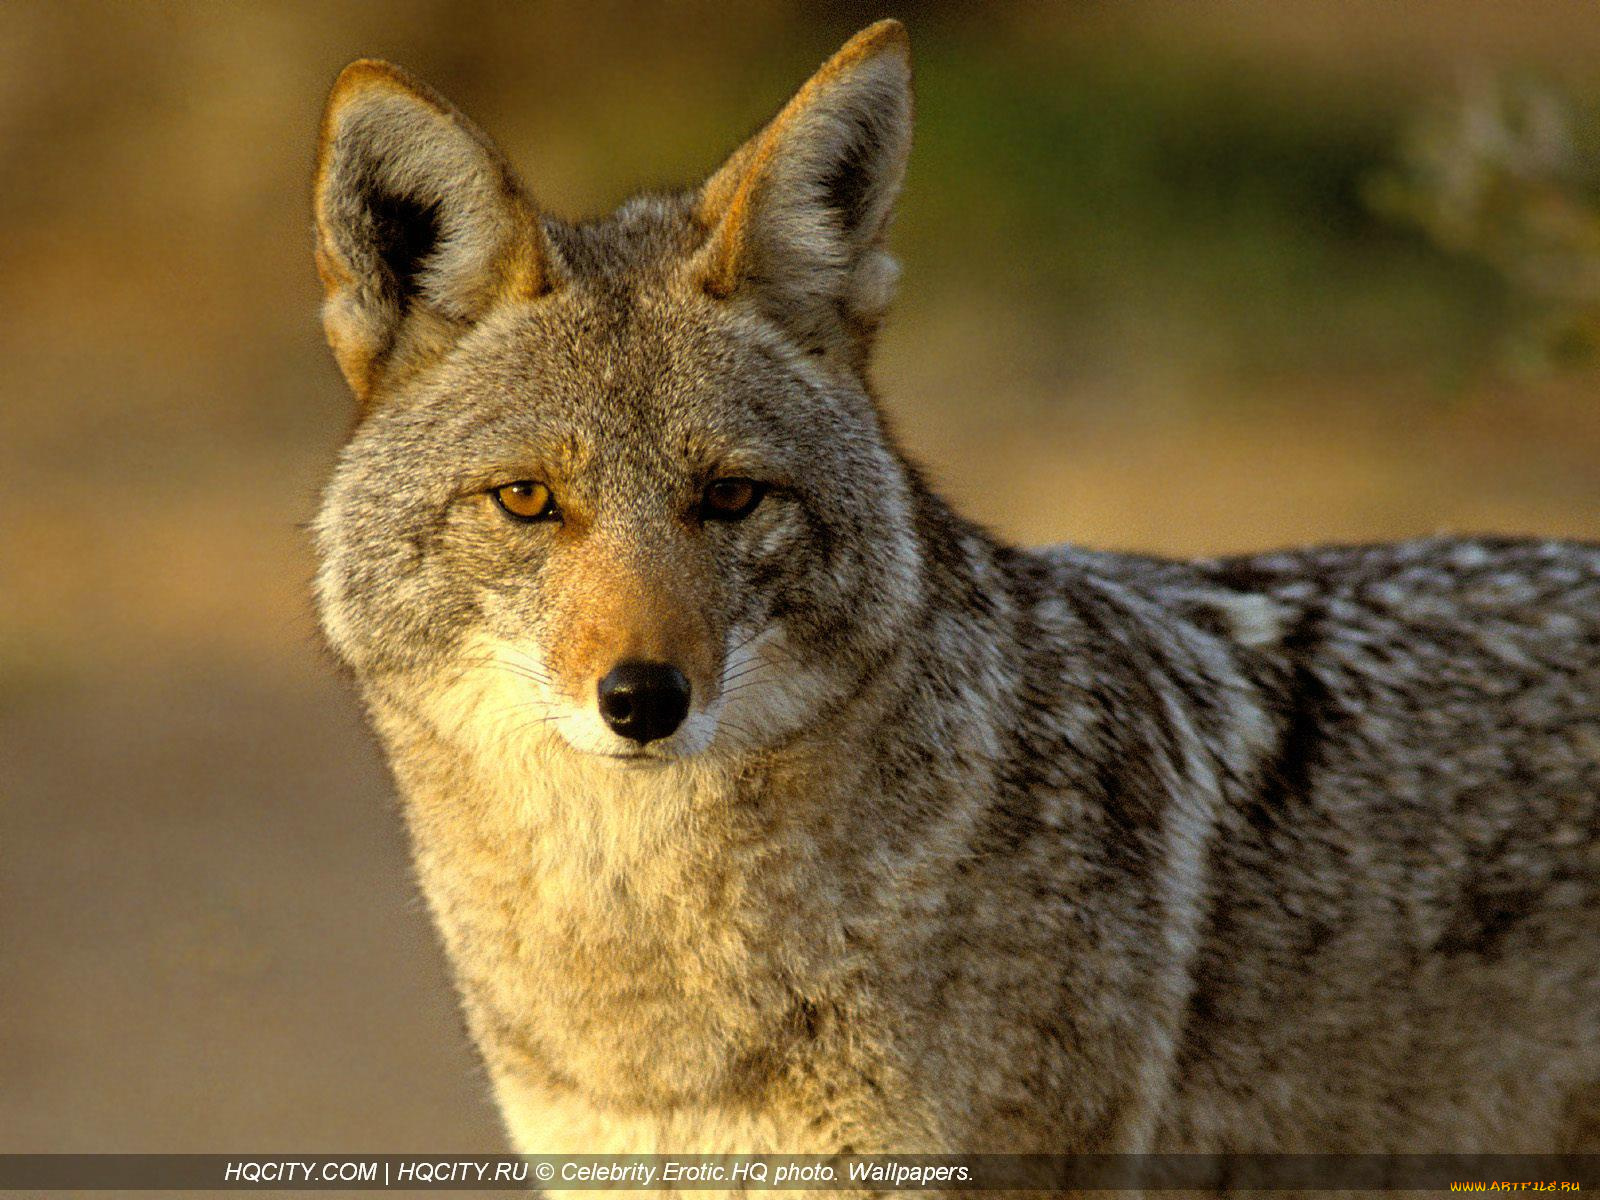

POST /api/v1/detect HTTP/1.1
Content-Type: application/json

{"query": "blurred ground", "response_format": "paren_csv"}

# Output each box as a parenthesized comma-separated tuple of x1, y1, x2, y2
(5, 0, 1600, 1152)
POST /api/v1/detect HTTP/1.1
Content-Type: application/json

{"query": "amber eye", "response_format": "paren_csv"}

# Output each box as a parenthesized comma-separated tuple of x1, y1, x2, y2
(700, 477, 767, 522)
(492, 480, 559, 522)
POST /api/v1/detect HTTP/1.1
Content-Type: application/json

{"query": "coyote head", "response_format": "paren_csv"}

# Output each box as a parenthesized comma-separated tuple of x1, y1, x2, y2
(312, 22, 926, 767)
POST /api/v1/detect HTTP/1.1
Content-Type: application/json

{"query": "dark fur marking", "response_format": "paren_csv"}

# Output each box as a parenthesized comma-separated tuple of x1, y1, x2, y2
(1433, 879, 1539, 960)
(819, 125, 880, 233)
(1241, 607, 1340, 834)
(366, 187, 443, 301)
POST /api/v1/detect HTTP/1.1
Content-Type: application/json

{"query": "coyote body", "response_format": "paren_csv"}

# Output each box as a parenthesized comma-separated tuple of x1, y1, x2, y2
(311, 22, 1600, 1166)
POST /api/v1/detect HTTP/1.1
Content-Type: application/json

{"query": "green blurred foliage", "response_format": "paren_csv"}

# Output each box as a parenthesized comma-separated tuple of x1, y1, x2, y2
(1369, 77, 1600, 375)
(905, 35, 1507, 383)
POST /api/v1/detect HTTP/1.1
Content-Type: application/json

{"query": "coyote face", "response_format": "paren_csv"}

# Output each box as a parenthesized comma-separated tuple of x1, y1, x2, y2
(312, 25, 922, 767)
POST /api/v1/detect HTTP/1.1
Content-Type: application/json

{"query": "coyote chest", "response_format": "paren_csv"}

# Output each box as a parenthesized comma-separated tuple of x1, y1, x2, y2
(398, 741, 841, 1112)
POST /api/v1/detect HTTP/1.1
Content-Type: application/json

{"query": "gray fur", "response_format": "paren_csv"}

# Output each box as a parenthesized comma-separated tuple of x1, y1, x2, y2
(310, 21, 1600, 1173)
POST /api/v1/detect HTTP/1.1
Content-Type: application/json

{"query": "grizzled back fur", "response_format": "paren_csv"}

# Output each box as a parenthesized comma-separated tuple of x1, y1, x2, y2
(311, 20, 1600, 1175)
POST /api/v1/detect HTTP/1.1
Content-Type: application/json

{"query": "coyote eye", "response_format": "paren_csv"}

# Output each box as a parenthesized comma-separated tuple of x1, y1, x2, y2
(700, 477, 767, 522)
(492, 480, 560, 523)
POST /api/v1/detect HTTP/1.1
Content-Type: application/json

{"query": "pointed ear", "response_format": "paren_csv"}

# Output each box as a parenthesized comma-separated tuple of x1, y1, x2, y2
(313, 60, 559, 404)
(693, 20, 912, 353)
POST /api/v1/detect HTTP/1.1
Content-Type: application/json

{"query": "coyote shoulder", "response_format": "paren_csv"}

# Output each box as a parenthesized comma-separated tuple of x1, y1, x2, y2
(310, 20, 1600, 1161)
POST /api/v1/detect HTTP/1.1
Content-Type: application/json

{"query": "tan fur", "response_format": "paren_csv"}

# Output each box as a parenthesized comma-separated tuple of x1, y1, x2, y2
(310, 21, 1600, 1191)
(696, 20, 908, 298)
(690, 21, 910, 366)
(542, 535, 723, 710)
(313, 59, 556, 405)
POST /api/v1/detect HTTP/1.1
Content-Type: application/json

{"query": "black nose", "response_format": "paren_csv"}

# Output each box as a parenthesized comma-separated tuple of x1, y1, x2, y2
(597, 661, 691, 745)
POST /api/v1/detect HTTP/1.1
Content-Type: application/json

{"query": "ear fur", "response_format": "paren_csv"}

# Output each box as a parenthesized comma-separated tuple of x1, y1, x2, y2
(313, 60, 559, 404)
(694, 20, 913, 352)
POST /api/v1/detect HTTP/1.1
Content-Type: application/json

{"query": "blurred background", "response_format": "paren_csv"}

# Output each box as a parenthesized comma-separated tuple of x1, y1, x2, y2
(6, 0, 1600, 1152)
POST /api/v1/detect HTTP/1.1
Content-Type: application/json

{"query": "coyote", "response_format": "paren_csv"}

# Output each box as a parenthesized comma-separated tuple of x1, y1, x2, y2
(311, 20, 1600, 1165)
